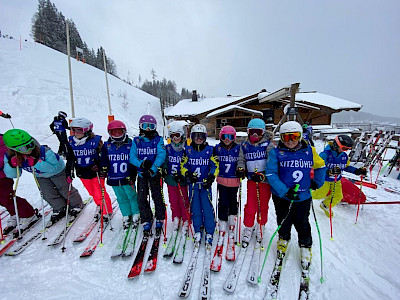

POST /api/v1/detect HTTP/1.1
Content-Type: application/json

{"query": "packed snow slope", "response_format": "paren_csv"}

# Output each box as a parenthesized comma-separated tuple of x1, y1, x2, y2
(1, 37, 400, 300)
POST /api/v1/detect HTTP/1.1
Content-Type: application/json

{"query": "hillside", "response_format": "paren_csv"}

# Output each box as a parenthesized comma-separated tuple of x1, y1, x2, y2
(332, 110, 400, 125)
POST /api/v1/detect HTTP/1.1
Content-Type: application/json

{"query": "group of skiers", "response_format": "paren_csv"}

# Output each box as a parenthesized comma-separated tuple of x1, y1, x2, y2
(1, 109, 368, 270)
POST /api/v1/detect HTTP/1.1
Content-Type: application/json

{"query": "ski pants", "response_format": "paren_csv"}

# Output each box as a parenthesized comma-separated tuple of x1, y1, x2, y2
(112, 184, 139, 217)
(217, 184, 238, 221)
(167, 184, 190, 222)
(37, 170, 83, 213)
(272, 194, 312, 248)
(0, 177, 35, 218)
(189, 183, 216, 235)
(55, 131, 68, 156)
(137, 175, 166, 223)
(244, 180, 271, 227)
(80, 177, 112, 215)
(312, 180, 343, 208)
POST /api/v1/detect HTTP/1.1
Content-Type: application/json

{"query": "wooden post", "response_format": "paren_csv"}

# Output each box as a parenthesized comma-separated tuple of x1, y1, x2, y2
(103, 50, 113, 120)
(66, 23, 75, 118)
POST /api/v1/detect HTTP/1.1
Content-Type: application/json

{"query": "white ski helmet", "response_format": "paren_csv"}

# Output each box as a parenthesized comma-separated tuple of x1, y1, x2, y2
(191, 124, 207, 134)
(279, 121, 302, 134)
(168, 122, 185, 137)
(70, 118, 93, 133)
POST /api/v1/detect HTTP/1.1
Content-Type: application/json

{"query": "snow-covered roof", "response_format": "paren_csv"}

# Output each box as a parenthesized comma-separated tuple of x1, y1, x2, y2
(259, 91, 362, 111)
(206, 105, 262, 118)
(165, 96, 245, 117)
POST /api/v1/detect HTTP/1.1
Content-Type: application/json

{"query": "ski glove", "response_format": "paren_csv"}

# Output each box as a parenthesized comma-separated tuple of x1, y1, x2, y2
(310, 180, 319, 191)
(66, 176, 73, 184)
(159, 168, 168, 178)
(285, 186, 300, 201)
(1, 113, 11, 119)
(354, 167, 367, 176)
(174, 173, 185, 183)
(142, 169, 154, 179)
(186, 171, 199, 183)
(202, 174, 215, 189)
(141, 159, 153, 170)
(235, 167, 246, 179)
(251, 172, 265, 183)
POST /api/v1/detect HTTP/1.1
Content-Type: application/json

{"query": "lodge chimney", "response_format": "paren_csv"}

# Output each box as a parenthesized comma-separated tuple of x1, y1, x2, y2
(192, 90, 198, 102)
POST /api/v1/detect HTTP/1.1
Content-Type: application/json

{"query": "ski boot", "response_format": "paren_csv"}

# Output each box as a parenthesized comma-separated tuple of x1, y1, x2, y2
(142, 221, 152, 236)
(194, 231, 202, 247)
(277, 238, 289, 259)
(69, 206, 83, 218)
(122, 216, 131, 230)
(3, 215, 17, 235)
(205, 233, 213, 250)
(50, 209, 65, 225)
(241, 226, 253, 246)
(19, 214, 38, 231)
(300, 247, 312, 270)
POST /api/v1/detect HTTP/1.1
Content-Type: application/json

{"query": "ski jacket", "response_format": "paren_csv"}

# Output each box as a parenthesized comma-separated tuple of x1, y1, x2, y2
(100, 137, 137, 186)
(129, 134, 166, 178)
(320, 144, 357, 182)
(163, 142, 187, 187)
(49, 117, 69, 133)
(0, 135, 7, 179)
(266, 140, 326, 202)
(4, 145, 65, 179)
(66, 134, 103, 179)
(180, 142, 219, 183)
(237, 132, 275, 182)
(215, 142, 240, 187)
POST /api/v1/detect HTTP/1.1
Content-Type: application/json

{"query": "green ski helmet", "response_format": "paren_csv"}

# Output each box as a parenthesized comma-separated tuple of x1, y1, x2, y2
(3, 129, 35, 153)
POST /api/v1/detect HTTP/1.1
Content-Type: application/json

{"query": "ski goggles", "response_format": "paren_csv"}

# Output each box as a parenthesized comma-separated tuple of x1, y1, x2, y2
(9, 139, 36, 154)
(191, 132, 206, 141)
(280, 132, 302, 142)
(338, 144, 352, 151)
(247, 128, 264, 137)
(140, 123, 156, 130)
(71, 127, 88, 134)
(170, 132, 182, 139)
(221, 133, 235, 141)
(109, 128, 125, 138)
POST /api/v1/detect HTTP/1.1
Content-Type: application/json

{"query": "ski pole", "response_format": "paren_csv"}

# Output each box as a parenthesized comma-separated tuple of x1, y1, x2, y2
(12, 167, 22, 238)
(355, 175, 364, 224)
(375, 148, 387, 184)
(236, 178, 242, 246)
(258, 184, 299, 283)
(96, 173, 113, 246)
(215, 185, 219, 234)
(329, 175, 338, 240)
(8, 118, 15, 129)
(203, 180, 217, 230)
(311, 200, 324, 283)
(32, 169, 47, 240)
(255, 180, 263, 247)
(61, 182, 72, 252)
(0, 212, 4, 241)
(177, 182, 194, 238)
(159, 177, 168, 247)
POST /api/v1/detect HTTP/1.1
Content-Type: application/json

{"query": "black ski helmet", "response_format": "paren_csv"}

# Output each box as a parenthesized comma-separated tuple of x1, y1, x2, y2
(334, 135, 354, 151)
(58, 111, 67, 118)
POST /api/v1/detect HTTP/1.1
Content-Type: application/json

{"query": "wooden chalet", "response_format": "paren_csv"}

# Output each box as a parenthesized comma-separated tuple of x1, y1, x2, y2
(164, 86, 363, 138)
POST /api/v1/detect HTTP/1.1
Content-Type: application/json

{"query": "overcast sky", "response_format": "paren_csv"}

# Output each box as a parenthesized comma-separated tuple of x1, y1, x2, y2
(1, 0, 399, 117)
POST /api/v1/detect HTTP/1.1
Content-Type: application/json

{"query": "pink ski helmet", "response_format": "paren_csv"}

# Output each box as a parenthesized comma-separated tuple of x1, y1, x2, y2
(219, 125, 236, 140)
(107, 120, 126, 139)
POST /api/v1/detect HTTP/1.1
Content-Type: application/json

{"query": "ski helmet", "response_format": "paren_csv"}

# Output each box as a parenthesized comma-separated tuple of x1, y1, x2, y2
(190, 124, 207, 142)
(334, 135, 354, 151)
(58, 111, 67, 118)
(107, 120, 126, 140)
(219, 125, 236, 140)
(139, 115, 157, 130)
(279, 121, 302, 134)
(247, 118, 266, 130)
(3, 129, 35, 152)
(70, 118, 93, 135)
(168, 122, 185, 138)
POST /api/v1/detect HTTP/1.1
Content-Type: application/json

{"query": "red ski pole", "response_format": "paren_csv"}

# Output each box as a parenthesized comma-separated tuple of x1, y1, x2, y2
(355, 175, 364, 224)
(178, 183, 194, 238)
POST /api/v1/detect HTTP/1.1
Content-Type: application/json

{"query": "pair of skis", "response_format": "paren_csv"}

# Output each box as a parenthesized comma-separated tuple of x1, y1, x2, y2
(127, 222, 163, 278)
(178, 239, 212, 299)
(110, 219, 140, 258)
(163, 223, 189, 264)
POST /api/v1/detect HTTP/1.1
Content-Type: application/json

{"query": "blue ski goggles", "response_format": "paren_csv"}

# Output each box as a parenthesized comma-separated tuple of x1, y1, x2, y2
(221, 134, 235, 141)
(140, 123, 156, 130)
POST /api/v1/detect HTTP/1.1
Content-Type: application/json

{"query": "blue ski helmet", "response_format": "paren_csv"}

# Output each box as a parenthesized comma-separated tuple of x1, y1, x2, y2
(247, 118, 266, 130)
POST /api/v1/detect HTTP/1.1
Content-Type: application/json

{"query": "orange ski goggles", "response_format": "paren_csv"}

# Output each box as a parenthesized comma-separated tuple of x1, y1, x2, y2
(280, 132, 302, 143)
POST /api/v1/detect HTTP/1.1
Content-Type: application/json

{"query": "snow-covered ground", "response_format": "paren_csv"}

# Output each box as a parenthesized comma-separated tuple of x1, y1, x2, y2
(1, 37, 400, 300)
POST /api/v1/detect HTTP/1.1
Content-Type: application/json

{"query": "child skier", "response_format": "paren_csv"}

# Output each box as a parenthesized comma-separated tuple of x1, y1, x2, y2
(100, 120, 139, 229)
(312, 134, 367, 217)
(214, 125, 240, 245)
(163, 122, 190, 238)
(3, 129, 83, 225)
(0, 132, 37, 234)
(266, 121, 326, 268)
(49, 111, 69, 157)
(181, 124, 219, 246)
(66, 118, 113, 220)
(129, 115, 166, 234)
(237, 118, 274, 244)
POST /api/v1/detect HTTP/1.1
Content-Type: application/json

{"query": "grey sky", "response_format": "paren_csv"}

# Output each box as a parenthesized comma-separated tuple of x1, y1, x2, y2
(1, 0, 399, 117)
